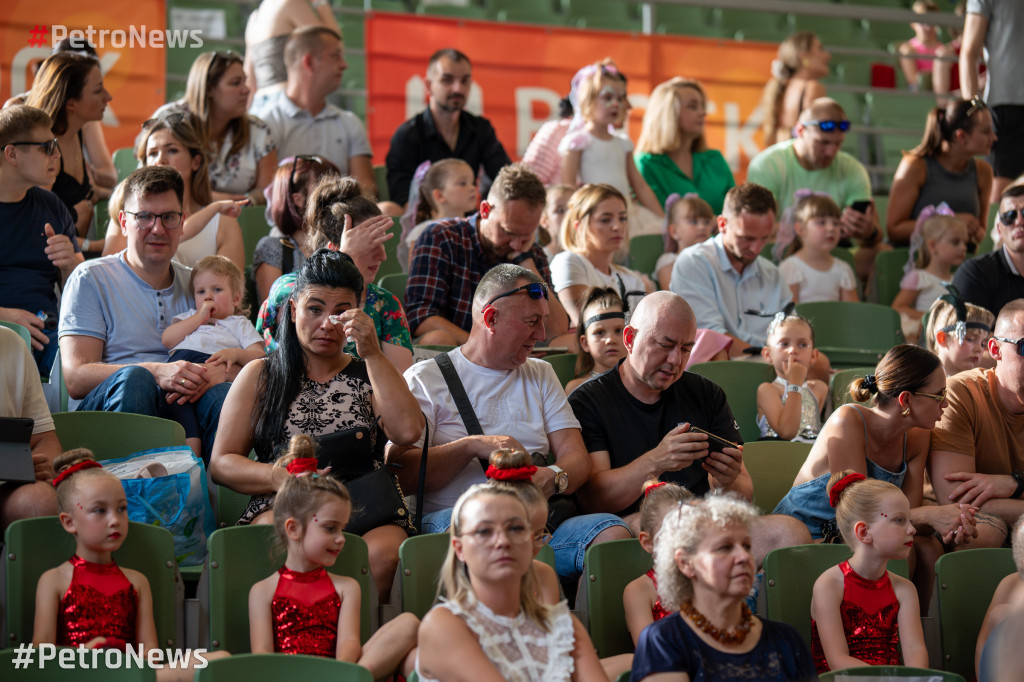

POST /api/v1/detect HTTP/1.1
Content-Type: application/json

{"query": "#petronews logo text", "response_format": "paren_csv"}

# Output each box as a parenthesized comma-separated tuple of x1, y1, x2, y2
(44, 24, 204, 49)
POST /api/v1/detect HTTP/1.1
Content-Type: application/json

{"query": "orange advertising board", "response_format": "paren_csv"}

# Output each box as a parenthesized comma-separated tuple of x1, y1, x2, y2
(1, 0, 167, 152)
(365, 13, 778, 182)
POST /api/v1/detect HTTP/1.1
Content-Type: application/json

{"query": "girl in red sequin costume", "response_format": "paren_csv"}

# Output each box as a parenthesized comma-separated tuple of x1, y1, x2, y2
(624, 480, 693, 647)
(33, 449, 223, 681)
(248, 434, 417, 679)
(810, 470, 929, 673)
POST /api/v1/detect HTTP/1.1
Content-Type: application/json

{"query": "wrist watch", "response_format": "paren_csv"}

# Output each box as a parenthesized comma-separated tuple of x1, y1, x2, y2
(1012, 470, 1024, 499)
(548, 465, 568, 494)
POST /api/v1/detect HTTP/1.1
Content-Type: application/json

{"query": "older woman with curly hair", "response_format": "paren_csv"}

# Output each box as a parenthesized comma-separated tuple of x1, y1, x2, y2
(632, 494, 816, 682)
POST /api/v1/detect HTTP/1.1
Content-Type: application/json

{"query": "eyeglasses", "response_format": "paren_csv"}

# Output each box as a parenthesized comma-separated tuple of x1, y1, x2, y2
(994, 336, 1024, 356)
(534, 529, 553, 546)
(484, 282, 549, 307)
(804, 119, 851, 133)
(461, 524, 532, 545)
(289, 155, 325, 196)
(914, 387, 948, 402)
(998, 209, 1024, 226)
(124, 210, 183, 230)
(6, 139, 60, 156)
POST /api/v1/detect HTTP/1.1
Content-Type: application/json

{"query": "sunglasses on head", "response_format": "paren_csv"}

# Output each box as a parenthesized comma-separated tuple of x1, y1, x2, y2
(994, 336, 1024, 356)
(484, 282, 548, 307)
(999, 209, 1024, 226)
(805, 119, 850, 133)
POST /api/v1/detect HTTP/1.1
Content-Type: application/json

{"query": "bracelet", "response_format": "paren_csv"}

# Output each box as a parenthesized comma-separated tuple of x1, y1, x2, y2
(785, 384, 802, 394)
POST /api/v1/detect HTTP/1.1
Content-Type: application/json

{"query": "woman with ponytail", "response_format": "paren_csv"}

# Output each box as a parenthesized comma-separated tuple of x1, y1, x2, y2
(887, 98, 996, 247)
(760, 33, 830, 147)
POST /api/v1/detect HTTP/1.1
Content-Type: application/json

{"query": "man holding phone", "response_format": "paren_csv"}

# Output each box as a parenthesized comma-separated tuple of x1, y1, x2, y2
(569, 292, 811, 563)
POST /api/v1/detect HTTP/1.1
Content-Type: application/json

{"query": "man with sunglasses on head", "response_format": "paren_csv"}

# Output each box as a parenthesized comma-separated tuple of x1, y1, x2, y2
(0, 105, 82, 378)
(953, 185, 1024, 318)
(929, 299, 1024, 550)
(58, 166, 230, 462)
(748, 97, 882, 280)
(389, 263, 630, 579)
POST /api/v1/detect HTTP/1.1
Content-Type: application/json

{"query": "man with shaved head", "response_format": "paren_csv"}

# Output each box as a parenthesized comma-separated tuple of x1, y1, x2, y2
(748, 97, 881, 276)
(928, 298, 1024, 548)
(569, 292, 811, 563)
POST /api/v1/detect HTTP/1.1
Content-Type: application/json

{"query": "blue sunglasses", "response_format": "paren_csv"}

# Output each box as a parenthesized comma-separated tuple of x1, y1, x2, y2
(485, 282, 549, 307)
(805, 119, 851, 133)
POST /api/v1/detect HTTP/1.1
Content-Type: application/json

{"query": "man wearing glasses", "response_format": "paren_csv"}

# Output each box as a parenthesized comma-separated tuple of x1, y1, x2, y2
(0, 105, 82, 378)
(58, 166, 230, 461)
(953, 185, 1024, 317)
(929, 299, 1024, 549)
(748, 98, 882, 280)
(389, 263, 630, 578)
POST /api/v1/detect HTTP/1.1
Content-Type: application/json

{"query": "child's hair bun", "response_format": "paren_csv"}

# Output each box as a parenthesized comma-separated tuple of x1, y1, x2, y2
(274, 434, 319, 470)
(488, 447, 533, 470)
(54, 448, 98, 475)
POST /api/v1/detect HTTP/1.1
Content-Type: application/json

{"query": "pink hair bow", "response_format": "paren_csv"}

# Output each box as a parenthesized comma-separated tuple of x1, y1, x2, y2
(906, 202, 955, 275)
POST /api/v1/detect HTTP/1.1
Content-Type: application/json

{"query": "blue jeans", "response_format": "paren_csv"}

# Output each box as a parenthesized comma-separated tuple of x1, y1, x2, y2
(32, 326, 59, 379)
(77, 365, 229, 464)
(421, 507, 628, 579)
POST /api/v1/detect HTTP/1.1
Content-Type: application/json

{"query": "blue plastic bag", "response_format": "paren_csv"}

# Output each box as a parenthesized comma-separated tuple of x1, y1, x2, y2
(103, 447, 215, 566)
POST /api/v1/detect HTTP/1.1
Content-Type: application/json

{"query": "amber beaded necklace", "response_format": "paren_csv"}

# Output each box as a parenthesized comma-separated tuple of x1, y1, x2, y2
(680, 601, 754, 644)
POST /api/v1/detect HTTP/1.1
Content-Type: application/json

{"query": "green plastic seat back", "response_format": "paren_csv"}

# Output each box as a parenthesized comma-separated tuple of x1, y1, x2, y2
(398, 533, 451, 619)
(195, 653, 372, 682)
(52, 412, 186, 460)
(4, 517, 180, 648)
(377, 273, 409, 307)
(541, 353, 579, 389)
(796, 301, 903, 369)
(582, 538, 652, 657)
(687, 362, 775, 444)
(934, 548, 1015, 679)
(0, 320, 33, 349)
(628, 234, 665, 278)
(740, 441, 812, 513)
(875, 248, 911, 307)
(206, 526, 373, 653)
(112, 147, 138, 183)
(820, 665, 966, 681)
(237, 205, 271, 272)
(537, 543, 556, 572)
(830, 366, 876, 409)
(0, 646, 158, 681)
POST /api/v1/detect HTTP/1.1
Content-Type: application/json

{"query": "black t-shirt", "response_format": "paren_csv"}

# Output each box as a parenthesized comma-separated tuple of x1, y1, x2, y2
(952, 249, 1024, 317)
(569, 362, 742, 516)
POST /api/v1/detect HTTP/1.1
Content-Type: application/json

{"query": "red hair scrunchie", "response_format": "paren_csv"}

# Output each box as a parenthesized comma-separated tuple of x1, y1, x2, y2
(644, 481, 669, 496)
(286, 458, 319, 477)
(828, 472, 867, 508)
(485, 464, 538, 481)
(52, 460, 102, 487)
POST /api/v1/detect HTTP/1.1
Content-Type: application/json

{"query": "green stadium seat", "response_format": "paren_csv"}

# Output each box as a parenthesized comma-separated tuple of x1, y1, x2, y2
(196, 653, 372, 682)
(875, 247, 911, 306)
(53, 411, 186, 458)
(789, 14, 867, 47)
(830, 366, 875, 408)
(342, 52, 366, 93)
(715, 8, 788, 42)
(628, 234, 665, 279)
(654, 5, 721, 37)
(688, 361, 775, 444)
(237, 205, 271, 272)
(577, 538, 652, 657)
(373, 164, 389, 202)
(0, 321, 32, 349)
(377, 273, 408, 306)
(563, 0, 641, 31)
(415, 3, 490, 20)
(113, 147, 138, 183)
(866, 19, 914, 48)
(0, 647, 157, 681)
(541, 352, 579, 388)
(491, 0, 563, 25)
(796, 301, 903, 368)
(866, 91, 937, 130)
(741, 440, 812, 513)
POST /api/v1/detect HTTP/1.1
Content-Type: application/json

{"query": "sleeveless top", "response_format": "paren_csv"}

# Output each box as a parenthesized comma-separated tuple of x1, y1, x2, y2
(57, 555, 138, 650)
(416, 598, 577, 682)
(271, 565, 342, 657)
(810, 560, 902, 673)
(51, 130, 92, 223)
(911, 156, 980, 220)
(249, 35, 289, 90)
(908, 37, 940, 74)
(645, 569, 672, 622)
(757, 377, 823, 442)
(172, 213, 220, 269)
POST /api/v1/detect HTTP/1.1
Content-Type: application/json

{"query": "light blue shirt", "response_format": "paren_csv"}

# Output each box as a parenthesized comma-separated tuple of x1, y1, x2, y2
(250, 91, 372, 174)
(668, 234, 791, 345)
(59, 252, 193, 365)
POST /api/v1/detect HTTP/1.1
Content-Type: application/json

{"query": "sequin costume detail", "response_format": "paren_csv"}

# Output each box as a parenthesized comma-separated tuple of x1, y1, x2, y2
(57, 555, 138, 650)
(645, 569, 672, 622)
(810, 561, 901, 673)
(757, 377, 822, 442)
(271, 566, 342, 657)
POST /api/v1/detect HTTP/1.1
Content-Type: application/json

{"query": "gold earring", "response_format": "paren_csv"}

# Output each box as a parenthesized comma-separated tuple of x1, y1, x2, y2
(902, 406, 911, 417)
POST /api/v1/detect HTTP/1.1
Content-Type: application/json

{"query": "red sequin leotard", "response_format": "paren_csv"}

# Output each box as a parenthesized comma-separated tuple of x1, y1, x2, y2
(645, 569, 671, 622)
(271, 566, 342, 657)
(57, 555, 138, 650)
(810, 560, 902, 673)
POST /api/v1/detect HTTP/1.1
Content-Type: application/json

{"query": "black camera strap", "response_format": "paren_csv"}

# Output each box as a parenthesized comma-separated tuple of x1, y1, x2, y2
(434, 352, 484, 436)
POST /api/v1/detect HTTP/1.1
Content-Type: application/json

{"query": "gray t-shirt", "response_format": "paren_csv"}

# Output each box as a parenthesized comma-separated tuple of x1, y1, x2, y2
(59, 252, 193, 365)
(969, 0, 1024, 105)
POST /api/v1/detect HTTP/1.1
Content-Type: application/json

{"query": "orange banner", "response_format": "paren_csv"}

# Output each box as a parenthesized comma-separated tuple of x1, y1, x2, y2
(365, 13, 778, 183)
(1, 0, 167, 152)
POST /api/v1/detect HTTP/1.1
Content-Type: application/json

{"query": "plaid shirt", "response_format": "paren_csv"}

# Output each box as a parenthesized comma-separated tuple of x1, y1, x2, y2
(405, 214, 552, 334)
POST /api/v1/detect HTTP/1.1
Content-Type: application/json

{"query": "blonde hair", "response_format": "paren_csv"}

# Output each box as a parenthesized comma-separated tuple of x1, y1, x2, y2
(665, 194, 714, 254)
(638, 480, 694, 537)
(917, 215, 966, 269)
(826, 469, 905, 545)
(637, 78, 709, 156)
(190, 255, 249, 317)
(560, 184, 628, 255)
(760, 32, 818, 145)
(653, 493, 758, 610)
(53, 448, 119, 514)
(272, 434, 352, 556)
(441, 485, 552, 630)
(925, 298, 994, 353)
(485, 448, 546, 516)
(575, 58, 623, 124)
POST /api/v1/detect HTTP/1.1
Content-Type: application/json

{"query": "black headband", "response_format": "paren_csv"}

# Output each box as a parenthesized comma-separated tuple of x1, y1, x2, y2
(582, 311, 625, 332)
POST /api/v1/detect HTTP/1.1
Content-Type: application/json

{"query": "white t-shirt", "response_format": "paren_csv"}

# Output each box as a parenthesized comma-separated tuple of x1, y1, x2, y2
(779, 255, 857, 303)
(170, 312, 262, 355)
(900, 268, 948, 312)
(402, 348, 581, 513)
(173, 214, 219, 270)
(550, 251, 647, 320)
(0, 326, 54, 435)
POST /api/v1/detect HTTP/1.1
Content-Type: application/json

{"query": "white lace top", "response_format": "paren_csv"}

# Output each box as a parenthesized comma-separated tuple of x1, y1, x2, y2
(416, 597, 576, 682)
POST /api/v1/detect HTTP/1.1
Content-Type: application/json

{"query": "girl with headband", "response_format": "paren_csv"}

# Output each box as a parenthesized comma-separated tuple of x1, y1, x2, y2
(565, 287, 627, 395)
(924, 283, 995, 376)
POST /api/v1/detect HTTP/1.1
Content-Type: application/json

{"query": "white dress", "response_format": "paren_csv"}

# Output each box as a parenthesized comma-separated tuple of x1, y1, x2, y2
(779, 254, 857, 303)
(549, 251, 648, 320)
(416, 598, 576, 682)
(173, 214, 219, 269)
